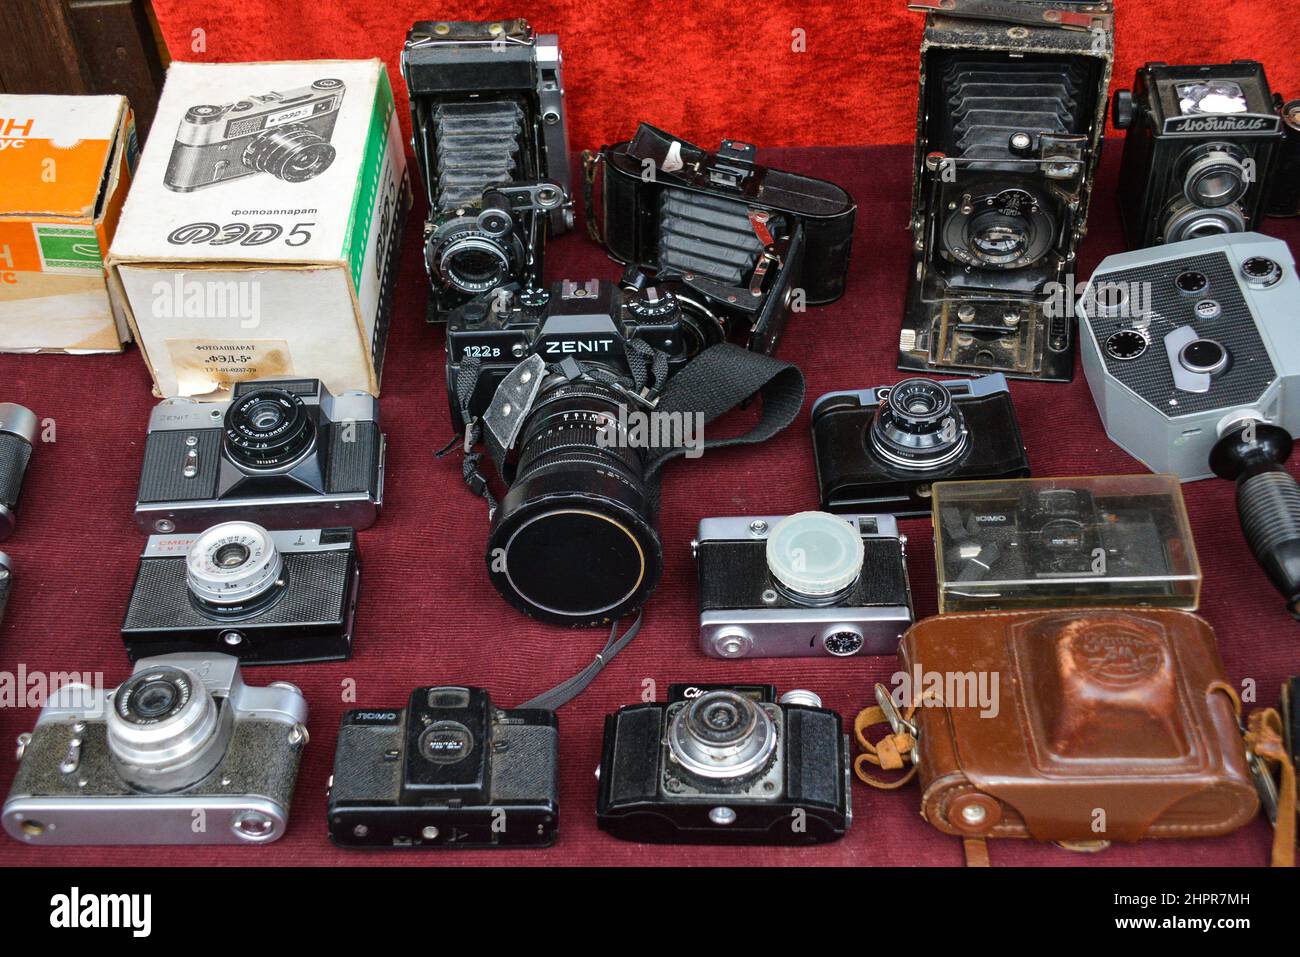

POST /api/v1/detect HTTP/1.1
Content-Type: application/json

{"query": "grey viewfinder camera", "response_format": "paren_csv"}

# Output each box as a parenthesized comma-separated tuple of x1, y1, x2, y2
(134, 377, 385, 534)
(164, 78, 345, 192)
(3, 654, 309, 845)
(694, 512, 914, 658)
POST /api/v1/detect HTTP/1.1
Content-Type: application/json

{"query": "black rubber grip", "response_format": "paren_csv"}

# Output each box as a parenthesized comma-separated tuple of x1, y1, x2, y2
(1236, 467, 1300, 617)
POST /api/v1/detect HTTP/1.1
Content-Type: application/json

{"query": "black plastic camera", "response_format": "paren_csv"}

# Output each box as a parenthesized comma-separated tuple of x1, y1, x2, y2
(897, 2, 1114, 382)
(447, 278, 695, 626)
(1114, 61, 1285, 248)
(811, 374, 1030, 517)
(402, 20, 573, 321)
(590, 123, 856, 355)
(134, 378, 385, 534)
(596, 683, 850, 845)
(121, 522, 361, 665)
(327, 686, 558, 849)
(164, 78, 344, 192)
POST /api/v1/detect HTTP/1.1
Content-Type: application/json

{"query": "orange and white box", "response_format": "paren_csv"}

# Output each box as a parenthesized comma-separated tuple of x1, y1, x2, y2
(0, 94, 137, 352)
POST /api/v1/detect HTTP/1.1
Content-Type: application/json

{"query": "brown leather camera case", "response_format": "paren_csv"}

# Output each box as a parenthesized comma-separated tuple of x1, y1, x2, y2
(900, 609, 1259, 845)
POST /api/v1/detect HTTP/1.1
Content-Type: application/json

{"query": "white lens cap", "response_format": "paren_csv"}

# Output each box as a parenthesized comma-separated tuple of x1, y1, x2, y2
(765, 512, 864, 599)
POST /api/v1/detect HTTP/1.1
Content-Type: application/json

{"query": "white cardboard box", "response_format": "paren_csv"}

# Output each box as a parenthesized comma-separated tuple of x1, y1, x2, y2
(108, 59, 409, 398)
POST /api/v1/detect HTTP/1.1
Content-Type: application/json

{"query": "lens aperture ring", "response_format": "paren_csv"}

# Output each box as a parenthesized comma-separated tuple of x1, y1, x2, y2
(185, 521, 285, 614)
(223, 388, 315, 470)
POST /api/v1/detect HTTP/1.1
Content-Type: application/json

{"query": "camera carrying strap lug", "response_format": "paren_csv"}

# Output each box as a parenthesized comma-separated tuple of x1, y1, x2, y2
(908, 0, 1113, 33)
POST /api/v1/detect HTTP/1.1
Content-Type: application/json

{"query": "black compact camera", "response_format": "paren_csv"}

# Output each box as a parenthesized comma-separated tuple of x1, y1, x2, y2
(447, 278, 695, 626)
(897, 2, 1114, 382)
(596, 683, 850, 845)
(134, 378, 385, 534)
(402, 20, 573, 321)
(589, 123, 856, 355)
(811, 374, 1030, 517)
(327, 686, 558, 849)
(121, 522, 361, 665)
(164, 78, 344, 192)
(1114, 61, 1285, 247)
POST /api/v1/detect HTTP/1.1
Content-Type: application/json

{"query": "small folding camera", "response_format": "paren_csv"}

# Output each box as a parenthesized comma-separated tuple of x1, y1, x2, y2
(121, 522, 361, 665)
(693, 512, 914, 658)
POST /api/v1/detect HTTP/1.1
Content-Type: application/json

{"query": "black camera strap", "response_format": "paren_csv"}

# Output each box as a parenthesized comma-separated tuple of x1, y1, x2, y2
(518, 611, 645, 711)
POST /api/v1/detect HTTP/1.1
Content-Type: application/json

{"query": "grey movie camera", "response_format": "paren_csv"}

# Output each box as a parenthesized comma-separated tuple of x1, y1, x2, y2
(3, 654, 309, 845)
(694, 512, 914, 658)
(1079, 231, 1300, 615)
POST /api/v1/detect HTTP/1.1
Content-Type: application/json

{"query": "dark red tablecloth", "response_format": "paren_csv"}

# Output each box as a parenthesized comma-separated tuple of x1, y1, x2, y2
(0, 143, 1296, 867)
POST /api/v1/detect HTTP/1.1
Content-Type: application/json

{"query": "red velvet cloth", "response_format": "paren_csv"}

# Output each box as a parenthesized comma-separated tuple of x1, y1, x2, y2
(0, 142, 1295, 867)
(146, 0, 1300, 150)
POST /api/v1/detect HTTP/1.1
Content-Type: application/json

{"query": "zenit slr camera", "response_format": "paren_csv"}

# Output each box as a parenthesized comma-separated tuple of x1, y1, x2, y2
(1114, 61, 1284, 247)
(694, 512, 913, 658)
(164, 78, 344, 192)
(596, 683, 851, 845)
(327, 686, 558, 849)
(897, 2, 1114, 382)
(590, 122, 856, 355)
(447, 278, 694, 626)
(121, 522, 361, 665)
(811, 374, 1030, 516)
(134, 378, 385, 534)
(3, 654, 308, 845)
(402, 20, 573, 320)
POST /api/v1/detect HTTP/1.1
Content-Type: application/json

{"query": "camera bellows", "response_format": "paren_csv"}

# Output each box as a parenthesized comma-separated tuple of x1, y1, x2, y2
(432, 101, 525, 210)
(657, 190, 774, 287)
(943, 60, 1089, 171)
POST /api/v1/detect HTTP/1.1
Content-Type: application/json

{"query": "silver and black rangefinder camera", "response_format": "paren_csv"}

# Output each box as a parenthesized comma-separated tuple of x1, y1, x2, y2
(164, 78, 345, 192)
(327, 686, 558, 849)
(694, 512, 913, 658)
(3, 654, 309, 845)
(134, 378, 385, 534)
(122, 522, 361, 665)
(596, 683, 851, 845)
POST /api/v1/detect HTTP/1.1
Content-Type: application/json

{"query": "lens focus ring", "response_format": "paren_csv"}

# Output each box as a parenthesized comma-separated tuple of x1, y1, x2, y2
(223, 387, 315, 470)
(108, 665, 226, 792)
(186, 521, 284, 611)
(243, 124, 336, 183)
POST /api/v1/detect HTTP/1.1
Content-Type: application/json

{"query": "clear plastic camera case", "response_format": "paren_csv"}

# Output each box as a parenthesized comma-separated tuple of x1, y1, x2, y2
(932, 474, 1201, 613)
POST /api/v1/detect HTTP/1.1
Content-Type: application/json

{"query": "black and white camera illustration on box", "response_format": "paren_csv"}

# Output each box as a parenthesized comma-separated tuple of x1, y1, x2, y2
(164, 78, 345, 192)
(3, 654, 308, 846)
(897, 1, 1114, 382)
(595, 683, 851, 846)
(402, 20, 573, 321)
(122, 522, 361, 665)
(327, 686, 558, 849)
(693, 512, 913, 658)
(1078, 231, 1300, 616)
(811, 374, 1030, 517)
(134, 377, 385, 534)
(1113, 61, 1284, 248)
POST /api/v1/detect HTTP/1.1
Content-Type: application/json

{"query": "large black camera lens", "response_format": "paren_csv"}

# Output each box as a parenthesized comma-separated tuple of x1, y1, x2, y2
(486, 381, 662, 626)
(868, 378, 969, 471)
(223, 387, 316, 470)
(243, 123, 337, 183)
